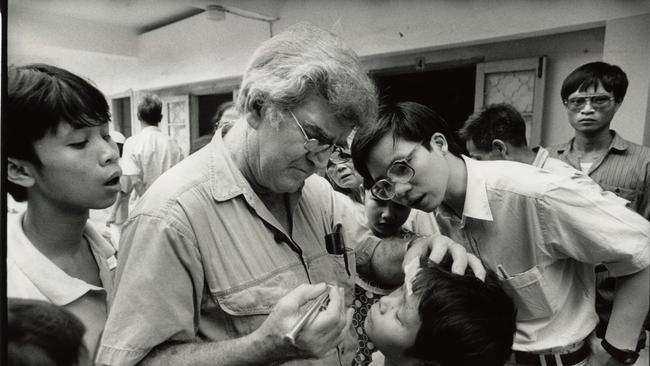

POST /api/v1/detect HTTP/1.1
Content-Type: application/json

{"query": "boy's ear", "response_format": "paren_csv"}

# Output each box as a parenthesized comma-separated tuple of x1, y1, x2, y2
(7, 158, 36, 189)
(492, 139, 508, 159)
(430, 132, 449, 154)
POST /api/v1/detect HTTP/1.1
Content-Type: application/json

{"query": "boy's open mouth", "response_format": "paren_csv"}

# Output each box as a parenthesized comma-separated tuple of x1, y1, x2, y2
(105, 176, 120, 186)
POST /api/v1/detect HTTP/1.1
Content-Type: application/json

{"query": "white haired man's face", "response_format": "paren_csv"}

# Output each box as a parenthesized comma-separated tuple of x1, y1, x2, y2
(252, 93, 352, 193)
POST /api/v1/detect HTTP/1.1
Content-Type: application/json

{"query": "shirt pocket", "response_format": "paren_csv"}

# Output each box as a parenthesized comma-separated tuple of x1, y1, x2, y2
(498, 265, 556, 321)
(212, 271, 302, 335)
(599, 183, 639, 205)
(309, 250, 356, 307)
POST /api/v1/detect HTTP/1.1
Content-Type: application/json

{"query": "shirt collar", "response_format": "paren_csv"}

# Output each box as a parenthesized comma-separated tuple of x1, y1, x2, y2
(141, 125, 160, 132)
(555, 130, 628, 154)
(461, 155, 494, 221)
(608, 130, 629, 152)
(7, 212, 116, 306)
(531, 146, 550, 168)
(208, 132, 251, 203)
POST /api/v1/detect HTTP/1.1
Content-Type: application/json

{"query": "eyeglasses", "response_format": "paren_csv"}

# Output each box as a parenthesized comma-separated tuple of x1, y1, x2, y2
(289, 110, 345, 157)
(329, 149, 352, 165)
(564, 94, 615, 112)
(370, 144, 420, 201)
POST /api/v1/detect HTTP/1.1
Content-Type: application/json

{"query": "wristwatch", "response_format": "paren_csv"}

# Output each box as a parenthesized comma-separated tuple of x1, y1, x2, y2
(601, 338, 639, 365)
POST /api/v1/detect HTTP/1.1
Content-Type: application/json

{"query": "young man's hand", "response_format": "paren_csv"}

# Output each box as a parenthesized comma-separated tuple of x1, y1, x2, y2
(403, 235, 486, 281)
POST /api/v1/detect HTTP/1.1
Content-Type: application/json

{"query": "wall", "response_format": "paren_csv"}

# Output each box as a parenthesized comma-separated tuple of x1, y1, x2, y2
(364, 28, 606, 146)
(7, 4, 140, 95)
(602, 13, 650, 144)
(7, 1, 649, 144)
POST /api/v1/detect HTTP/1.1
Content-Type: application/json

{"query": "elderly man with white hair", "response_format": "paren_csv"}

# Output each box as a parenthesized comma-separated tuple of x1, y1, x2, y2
(97, 23, 481, 366)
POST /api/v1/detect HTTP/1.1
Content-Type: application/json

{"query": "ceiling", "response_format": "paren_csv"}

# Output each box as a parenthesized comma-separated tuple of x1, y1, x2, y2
(8, 0, 283, 34)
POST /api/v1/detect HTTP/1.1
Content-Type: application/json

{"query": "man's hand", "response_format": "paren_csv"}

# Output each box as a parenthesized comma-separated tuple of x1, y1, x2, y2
(254, 283, 353, 361)
(403, 235, 486, 281)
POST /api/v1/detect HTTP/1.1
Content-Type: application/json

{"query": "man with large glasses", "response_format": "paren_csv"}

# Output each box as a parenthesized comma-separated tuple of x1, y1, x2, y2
(352, 101, 649, 366)
(98, 24, 480, 366)
(547, 61, 650, 362)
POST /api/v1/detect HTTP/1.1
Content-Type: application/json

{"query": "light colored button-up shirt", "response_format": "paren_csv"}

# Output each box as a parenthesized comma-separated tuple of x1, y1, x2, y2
(7, 212, 117, 359)
(120, 125, 184, 197)
(435, 156, 649, 352)
(97, 133, 364, 366)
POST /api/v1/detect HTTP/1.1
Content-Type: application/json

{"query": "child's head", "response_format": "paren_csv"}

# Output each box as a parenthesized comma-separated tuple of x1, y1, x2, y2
(351, 102, 464, 212)
(8, 298, 88, 366)
(7, 63, 121, 208)
(364, 257, 516, 366)
(364, 189, 411, 237)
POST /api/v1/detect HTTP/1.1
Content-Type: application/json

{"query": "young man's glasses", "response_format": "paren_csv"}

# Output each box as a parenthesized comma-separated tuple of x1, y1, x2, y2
(564, 94, 615, 112)
(289, 110, 345, 158)
(371, 144, 420, 200)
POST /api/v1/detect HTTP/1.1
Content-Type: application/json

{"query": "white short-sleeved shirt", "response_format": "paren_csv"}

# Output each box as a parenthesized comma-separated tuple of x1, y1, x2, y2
(7, 212, 118, 359)
(435, 156, 649, 352)
(120, 126, 184, 197)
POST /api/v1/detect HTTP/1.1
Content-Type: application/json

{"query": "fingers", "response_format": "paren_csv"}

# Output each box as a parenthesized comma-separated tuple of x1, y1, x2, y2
(467, 254, 486, 281)
(331, 308, 354, 348)
(428, 234, 451, 263)
(447, 242, 469, 275)
(281, 283, 329, 310)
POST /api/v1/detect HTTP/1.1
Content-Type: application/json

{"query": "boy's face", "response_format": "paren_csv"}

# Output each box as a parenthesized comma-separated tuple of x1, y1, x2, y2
(364, 284, 422, 358)
(364, 190, 411, 237)
(29, 122, 122, 210)
(365, 133, 450, 213)
(566, 81, 620, 135)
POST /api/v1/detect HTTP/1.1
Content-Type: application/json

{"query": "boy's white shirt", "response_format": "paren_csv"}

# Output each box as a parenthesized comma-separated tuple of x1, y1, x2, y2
(6, 211, 118, 358)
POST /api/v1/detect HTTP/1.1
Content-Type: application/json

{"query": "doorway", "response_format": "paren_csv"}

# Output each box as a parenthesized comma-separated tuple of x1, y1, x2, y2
(197, 93, 234, 136)
(373, 64, 476, 141)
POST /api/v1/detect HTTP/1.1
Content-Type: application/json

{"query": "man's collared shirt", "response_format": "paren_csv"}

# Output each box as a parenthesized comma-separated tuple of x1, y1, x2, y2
(435, 156, 649, 352)
(97, 133, 361, 366)
(120, 125, 184, 197)
(547, 130, 650, 219)
(7, 212, 117, 359)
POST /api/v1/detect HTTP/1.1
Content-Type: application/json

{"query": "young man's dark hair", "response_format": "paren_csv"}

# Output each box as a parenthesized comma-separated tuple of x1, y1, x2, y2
(458, 103, 527, 151)
(407, 257, 516, 366)
(560, 61, 628, 103)
(352, 101, 464, 188)
(8, 298, 87, 366)
(7, 63, 111, 201)
(137, 94, 163, 125)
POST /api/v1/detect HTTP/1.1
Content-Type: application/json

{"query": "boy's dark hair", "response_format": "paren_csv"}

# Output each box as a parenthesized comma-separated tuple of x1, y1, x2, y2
(7, 63, 110, 201)
(8, 298, 86, 366)
(458, 103, 528, 151)
(352, 102, 464, 189)
(137, 94, 163, 125)
(560, 61, 628, 103)
(407, 256, 516, 366)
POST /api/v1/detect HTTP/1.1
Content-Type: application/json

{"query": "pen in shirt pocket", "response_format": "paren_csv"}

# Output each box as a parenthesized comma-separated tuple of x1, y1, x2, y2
(497, 264, 512, 279)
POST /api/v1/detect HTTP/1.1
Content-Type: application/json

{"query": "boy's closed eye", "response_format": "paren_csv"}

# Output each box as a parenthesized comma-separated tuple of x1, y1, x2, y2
(68, 140, 89, 149)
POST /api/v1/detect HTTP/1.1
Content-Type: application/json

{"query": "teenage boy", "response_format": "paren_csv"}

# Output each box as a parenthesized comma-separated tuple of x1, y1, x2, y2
(547, 62, 650, 345)
(352, 101, 650, 365)
(364, 256, 516, 366)
(6, 64, 122, 359)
